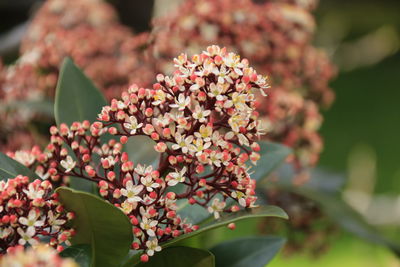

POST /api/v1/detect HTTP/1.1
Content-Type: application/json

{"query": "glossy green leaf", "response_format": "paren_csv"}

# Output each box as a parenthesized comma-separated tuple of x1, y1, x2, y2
(251, 141, 292, 181)
(166, 206, 287, 247)
(0, 152, 41, 180)
(54, 57, 107, 126)
(126, 136, 159, 167)
(211, 236, 286, 267)
(177, 141, 292, 224)
(134, 247, 215, 267)
(56, 187, 133, 267)
(60, 244, 91, 267)
(54, 57, 108, 192)
(122, 206, 287, 267)
(261, 166, 400, 257)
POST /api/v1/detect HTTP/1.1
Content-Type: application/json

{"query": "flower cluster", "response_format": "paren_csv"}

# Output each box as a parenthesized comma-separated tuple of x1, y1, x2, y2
(0, 176, 74, 253)
(147, 0, 335, 178)
(0, 0, 152, 152)
(11, 46, 267, 259)
(0, 244, 78, 267)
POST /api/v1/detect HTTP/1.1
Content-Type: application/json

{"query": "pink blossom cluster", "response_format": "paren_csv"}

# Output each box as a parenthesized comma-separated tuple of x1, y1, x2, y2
(10, 46, 267, 258)
(0, 0, 335, 179)
(0, 0, 152, 152)
(0, 244, 78, 267)
(0, 176, 74, 253)
(146, 0, 335, 178)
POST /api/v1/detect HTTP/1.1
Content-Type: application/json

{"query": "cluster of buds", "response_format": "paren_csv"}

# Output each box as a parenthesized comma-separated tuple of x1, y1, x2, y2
(11, 46, 267, 259)
(0, 0, 335, 178)
(0, 0, 152, 152)
(0, 244, 78, 267)
(147, 0, 336, 177)
(0, 176, 74, 253)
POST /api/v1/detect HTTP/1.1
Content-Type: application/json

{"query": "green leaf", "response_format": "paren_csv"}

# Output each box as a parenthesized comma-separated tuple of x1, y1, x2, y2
(261, 166, 400, 257)
(54, 57, 107, 126)
(54, 57, 109, 192)
(251, 141, 292, 181)
(165, 206, 287, 248)
(122, 206, 287, 267)
(177, 141, 292, 224)
(134, 247, 215, 267)
(126, 136, 159, 167)
(56, 187, 133, 267)
(210, 236, 286, 267)
(0, 152, 41, 180)
(60, 244, 91, 267)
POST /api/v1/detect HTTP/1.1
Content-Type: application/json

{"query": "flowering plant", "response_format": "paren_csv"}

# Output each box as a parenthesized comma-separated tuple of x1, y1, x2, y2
(0, 46, 291, 266)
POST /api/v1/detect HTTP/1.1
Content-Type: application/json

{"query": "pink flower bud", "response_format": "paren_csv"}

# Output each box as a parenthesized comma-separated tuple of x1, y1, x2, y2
(140, 254, 149, 262)
(154, 142, 167, 153)
(108, 127, 117, 135)
(107, 171, 116, 181)
(227, 223, 236, 230)
(162, 128, 171, 138)
(151, 132, 160, 141)
(168, 155, 177, 165)
(113, 189, 121, 199)
(166, 192, 176, 200)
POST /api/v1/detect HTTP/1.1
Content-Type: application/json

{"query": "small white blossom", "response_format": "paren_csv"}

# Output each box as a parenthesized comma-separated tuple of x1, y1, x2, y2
(124, 116, 143, 135)
(140, 217, 158, 237)
(17, 227, 38, 246)
(146, 238, 162, 256)
(207, 199, 226, 219)
(170, 94, 191, 111)
(120, 181, 144, 203)
(60, 156, 76, 173)
(167, 167, 187, 186)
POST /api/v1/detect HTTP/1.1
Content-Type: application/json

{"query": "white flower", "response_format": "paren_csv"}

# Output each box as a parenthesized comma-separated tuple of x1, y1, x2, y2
(229, 92, 249, 111)
(18, 210, 45, 232)
(231, 191, 247, 207)
(13, 151, 35, 166)
(140, 217, 158, 237)
(146, 238, 162, 256)
(170, 94, 191, 111)
(140, 176, 160, 192)
(207, 199, 226, 219)
(60, 156, 76, 173)
(171, 133, 194, 154)
(208, 83, 225, 100)
(23, 183, 45, 200)
(225, 131, 249, 147)
(17, 227, 38, 246)
(194, 60, 214, 77)
(192, 105, 211, 123)
(194, 125, 213, 142)
(228, 113, 249, 133)
(47, 210, 66, 231)
(192, 138, 211, 156)
(134, 164, 153, 176)
(224, 53, 244, 75)
(120, 201, 135, 214)
(211, 131, 227, 148)
(120, 181, 144, 203)
(124, 116, 143, 135)
(213, 64, 233, 84)
(167, 167, 187, 186)
(209, 151, 222, 167)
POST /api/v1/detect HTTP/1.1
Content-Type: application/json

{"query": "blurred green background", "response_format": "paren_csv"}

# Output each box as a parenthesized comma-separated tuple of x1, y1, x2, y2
(1, 0, 399, 266)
